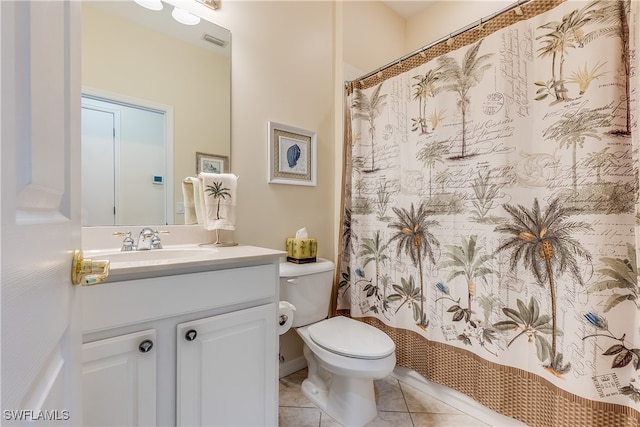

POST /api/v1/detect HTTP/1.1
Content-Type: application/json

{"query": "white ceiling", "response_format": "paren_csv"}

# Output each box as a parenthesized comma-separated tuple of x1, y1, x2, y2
(383, 1, 436, 19)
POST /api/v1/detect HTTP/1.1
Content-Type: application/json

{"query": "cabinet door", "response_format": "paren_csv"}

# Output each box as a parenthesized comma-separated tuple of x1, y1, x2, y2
(177, 303, 277, 426)
(82, 330, 156, 426)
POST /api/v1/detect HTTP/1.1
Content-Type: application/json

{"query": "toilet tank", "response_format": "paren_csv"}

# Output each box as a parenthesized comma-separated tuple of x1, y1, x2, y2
(279, 259, 335, 327)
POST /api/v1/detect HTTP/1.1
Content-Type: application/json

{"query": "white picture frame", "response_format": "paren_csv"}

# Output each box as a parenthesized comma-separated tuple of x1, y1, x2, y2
(267, 121, 317, 186)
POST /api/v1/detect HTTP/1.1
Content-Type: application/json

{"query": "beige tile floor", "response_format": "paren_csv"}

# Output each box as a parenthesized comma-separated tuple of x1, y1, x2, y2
(279, 369, 490, 427)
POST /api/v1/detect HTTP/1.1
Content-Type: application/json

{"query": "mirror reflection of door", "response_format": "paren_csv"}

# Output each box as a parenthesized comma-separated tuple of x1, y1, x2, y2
(81, 103, 118, 225)
(81, 95, 167, 226)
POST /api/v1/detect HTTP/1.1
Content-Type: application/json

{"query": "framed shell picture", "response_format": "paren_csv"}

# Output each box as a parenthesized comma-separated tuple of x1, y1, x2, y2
(267, 121, 317, 186)
(196, 152, 229, 174)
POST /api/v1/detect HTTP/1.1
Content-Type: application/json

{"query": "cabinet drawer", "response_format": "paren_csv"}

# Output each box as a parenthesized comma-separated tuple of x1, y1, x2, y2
(83, 263, 278, 333)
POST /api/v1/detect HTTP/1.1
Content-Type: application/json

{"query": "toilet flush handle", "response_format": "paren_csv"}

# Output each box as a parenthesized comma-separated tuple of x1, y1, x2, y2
(286, 278, 298, 283)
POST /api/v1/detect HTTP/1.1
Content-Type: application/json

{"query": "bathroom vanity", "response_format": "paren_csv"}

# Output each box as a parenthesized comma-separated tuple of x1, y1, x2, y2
(80, 242, 283, 426)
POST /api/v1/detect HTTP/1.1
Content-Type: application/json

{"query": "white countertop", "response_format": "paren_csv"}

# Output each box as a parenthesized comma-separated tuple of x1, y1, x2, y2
(82, 226, 285, 281)
(86, 244, 285, 282)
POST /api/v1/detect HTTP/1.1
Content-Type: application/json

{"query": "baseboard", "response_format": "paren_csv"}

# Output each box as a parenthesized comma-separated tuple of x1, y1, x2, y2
(391, 366, 527, 427)
(279, 356, 307, 379)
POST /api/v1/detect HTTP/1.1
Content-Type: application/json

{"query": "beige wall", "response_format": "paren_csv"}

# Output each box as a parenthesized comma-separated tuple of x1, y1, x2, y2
(199, 1, 335, 259)
(343, 1, 406, 73)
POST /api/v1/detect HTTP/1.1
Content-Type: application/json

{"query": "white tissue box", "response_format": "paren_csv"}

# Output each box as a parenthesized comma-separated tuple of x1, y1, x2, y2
(286, 238, 317, 263)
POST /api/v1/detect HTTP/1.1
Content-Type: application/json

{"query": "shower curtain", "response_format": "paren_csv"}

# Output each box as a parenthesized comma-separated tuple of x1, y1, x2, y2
(338, 1, 639, 425)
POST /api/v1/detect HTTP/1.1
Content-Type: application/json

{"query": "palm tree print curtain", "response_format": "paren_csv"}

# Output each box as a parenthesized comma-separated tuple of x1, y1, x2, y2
(338, 1, 639, 425)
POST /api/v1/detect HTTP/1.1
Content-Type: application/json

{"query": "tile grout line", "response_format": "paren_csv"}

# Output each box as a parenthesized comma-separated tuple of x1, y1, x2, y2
(396, 379, 416, 427)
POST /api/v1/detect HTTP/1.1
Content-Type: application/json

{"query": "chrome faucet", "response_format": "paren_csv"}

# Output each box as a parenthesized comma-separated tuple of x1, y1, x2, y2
(114, 228, 168, 251)
(137, 227, 169, 250)
(137, 227, 156, 251)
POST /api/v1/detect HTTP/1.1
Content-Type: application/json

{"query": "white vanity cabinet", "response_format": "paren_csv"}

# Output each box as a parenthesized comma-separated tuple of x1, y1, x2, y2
(80, 247, 282, 426)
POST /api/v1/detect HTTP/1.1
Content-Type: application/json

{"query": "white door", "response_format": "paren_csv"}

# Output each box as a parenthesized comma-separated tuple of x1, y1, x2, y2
(176, 304, 278, 427)
(82, 330, 156, 426)
(81, 105, 118, 226)
(1, 1, 83, 425)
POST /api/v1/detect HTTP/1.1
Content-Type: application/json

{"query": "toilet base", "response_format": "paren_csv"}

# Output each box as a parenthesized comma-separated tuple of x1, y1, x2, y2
(294, 321, 396, 426)
(300, 370, 378, 427)
(300, 344, 379, 426)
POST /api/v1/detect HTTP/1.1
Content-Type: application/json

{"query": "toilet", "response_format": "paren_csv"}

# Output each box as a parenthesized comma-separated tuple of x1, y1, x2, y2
(279, 259, 396, 427)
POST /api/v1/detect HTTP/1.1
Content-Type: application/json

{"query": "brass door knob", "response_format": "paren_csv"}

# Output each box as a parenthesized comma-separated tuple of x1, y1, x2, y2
(71, 250, 110, 286)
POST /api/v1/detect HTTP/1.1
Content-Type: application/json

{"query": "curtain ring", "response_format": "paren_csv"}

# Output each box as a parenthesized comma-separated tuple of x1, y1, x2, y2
(514, 1, 524, 16)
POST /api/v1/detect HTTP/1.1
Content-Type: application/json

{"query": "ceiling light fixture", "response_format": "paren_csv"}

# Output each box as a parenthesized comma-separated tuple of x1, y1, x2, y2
(133, 0, 163, 11)
(172, 7, 201, 26)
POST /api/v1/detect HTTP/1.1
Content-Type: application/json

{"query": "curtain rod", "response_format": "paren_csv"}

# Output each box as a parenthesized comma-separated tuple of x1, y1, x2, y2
(345, 0, 531, 88)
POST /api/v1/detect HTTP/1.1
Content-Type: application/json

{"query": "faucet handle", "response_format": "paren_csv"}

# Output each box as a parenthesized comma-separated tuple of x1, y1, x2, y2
(150, 230, 170, 250)
(113, 231, 136, 251)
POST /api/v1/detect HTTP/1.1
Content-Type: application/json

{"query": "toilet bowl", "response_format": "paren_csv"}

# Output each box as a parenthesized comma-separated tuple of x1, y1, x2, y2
(279, 259, 396, 427)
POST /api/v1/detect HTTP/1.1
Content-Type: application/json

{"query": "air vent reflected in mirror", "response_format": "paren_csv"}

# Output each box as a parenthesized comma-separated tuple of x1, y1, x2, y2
(202, 33, 226, 47)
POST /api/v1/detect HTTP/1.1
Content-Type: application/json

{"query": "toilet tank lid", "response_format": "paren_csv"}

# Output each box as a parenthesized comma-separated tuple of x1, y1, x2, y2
(279, 258, 334, 277)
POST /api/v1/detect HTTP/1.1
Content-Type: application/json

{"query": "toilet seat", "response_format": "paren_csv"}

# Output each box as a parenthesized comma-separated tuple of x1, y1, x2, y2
(307, 316, 395, 360)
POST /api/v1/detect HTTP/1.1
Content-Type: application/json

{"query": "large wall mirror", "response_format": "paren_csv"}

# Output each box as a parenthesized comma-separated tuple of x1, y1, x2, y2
(81, 0, 230, 226)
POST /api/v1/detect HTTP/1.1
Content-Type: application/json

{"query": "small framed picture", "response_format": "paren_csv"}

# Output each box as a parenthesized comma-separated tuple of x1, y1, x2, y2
(268, 121, 317, 186)
(196, 152, 229, 174)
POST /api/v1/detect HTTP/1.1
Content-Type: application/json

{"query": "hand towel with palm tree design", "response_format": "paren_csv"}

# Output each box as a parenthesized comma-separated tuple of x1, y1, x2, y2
(198, 173, 237, 231)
